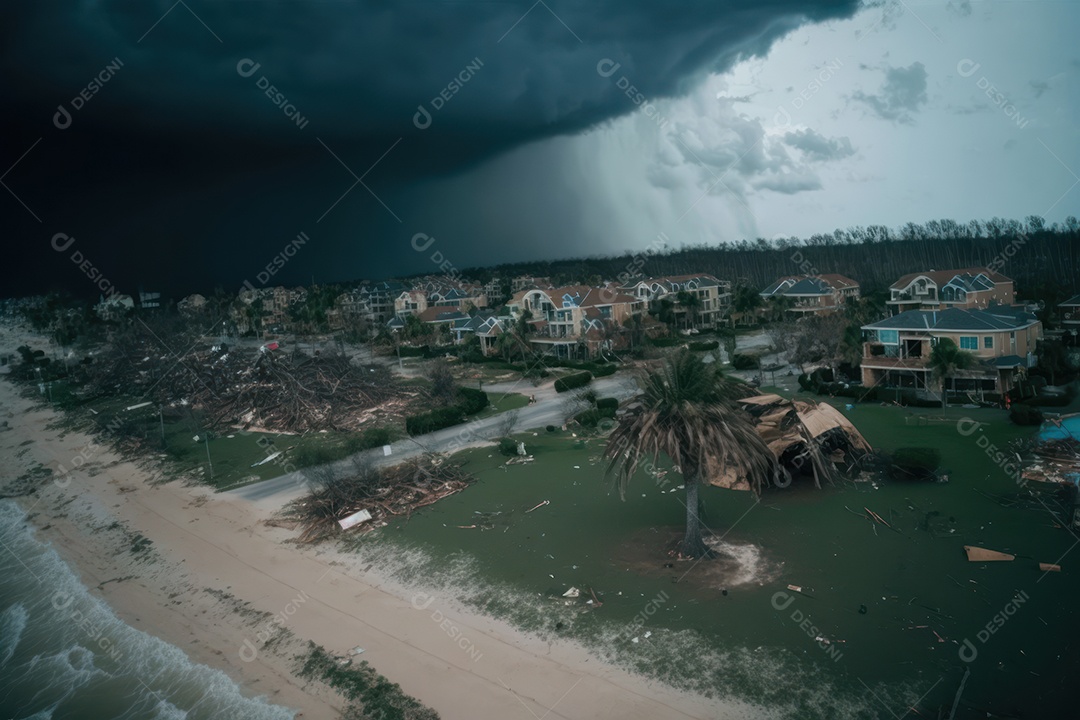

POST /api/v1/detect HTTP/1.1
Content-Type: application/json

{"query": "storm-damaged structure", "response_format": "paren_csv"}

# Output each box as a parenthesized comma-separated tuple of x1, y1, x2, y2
(727, 394, 873, 489)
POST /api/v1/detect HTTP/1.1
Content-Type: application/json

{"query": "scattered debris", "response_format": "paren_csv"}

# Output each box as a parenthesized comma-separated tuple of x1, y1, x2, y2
(964, 545, 1015, 562)
(526, 500, 550, 513)
(562, 587, 580, 598)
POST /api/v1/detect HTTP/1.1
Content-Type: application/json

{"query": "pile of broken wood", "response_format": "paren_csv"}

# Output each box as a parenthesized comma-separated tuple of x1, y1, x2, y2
(1021, 437, 1080, 486)
(82, 334, 417, 433)
(279, 455, 475, 543)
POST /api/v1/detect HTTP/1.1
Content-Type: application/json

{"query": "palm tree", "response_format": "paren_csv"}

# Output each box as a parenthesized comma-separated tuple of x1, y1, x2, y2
(605, 351, 777, 558)
(927, 338, 976, 412)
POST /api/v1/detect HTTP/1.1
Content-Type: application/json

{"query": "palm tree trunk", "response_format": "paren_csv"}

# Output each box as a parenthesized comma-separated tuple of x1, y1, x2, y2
(681, 473, 711, 559)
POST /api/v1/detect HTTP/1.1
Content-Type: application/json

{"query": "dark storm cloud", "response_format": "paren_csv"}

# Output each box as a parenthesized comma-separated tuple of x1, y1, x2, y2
(2, 1, 860, 151)
(852, 61, 928, 124)
(1, 0, 861, 298)
(782, 129, 855, 161)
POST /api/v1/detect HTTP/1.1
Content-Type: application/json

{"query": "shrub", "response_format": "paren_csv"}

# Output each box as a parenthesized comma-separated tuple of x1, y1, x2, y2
(731, 353, 760, 370)
(405, 406, 465, 435)
(649, 336, 683, 347)
(545, 425, 558, 433)
(592, 364, 617, 378)
(574, 406, 617, 428)
(498, 437, 519, 456)
(397, 345, 430, 358)
(688, 340, 719, 352)
(554, 371, 593, 393)
(456, 387, 490, 415)
(797, 373, 813, 392)
(345, 427, 392, 453)
(596, 397, 619, 411)
(1010, 403, 1043, 425)
(405, 387, 489, 435)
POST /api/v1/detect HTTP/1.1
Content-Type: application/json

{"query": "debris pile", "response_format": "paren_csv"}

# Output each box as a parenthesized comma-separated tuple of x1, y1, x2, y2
(729, 394, 873, 489)
(1022, 436, 1080, 486)
(281, 455, 474, 543)
(84, 337, 412, 433)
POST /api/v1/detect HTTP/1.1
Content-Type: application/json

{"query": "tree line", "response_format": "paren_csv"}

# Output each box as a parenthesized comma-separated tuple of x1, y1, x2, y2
(461, 216, 1079, 297)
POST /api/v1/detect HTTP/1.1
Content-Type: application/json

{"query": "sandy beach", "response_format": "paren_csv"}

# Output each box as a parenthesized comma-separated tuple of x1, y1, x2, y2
(0, 359, 750, 719)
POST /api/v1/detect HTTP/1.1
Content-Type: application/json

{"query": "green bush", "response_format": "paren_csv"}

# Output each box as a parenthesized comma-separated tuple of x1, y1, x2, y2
(397, 345, 430, 358)
(456, 387, 490, 415)
(1010, 403, 1043, 425)
(554, 371, 593, 393)
(498, 437, 519, 456)
(731, 353, 759, 370)
(688, 340, 719, 352)
(649, 336, 683, 347)
(592, 364, 617, 377)
(596, 397, 619, 411)
(345, 427, 392, 453)
(404, 387, 489, 435)
(545, 425, 558, 433)
(405, 406, 466, 435)
(574, 406, 617, 428)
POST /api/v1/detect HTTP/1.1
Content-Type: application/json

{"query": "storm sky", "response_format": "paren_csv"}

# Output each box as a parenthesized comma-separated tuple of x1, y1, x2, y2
(2, 1, 1077, 299)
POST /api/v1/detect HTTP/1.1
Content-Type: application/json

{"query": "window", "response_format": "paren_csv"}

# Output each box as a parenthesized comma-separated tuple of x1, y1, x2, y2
(960, 336, 978, 350)
(984, 336, 993, 349)
(877, 329, 899, 344)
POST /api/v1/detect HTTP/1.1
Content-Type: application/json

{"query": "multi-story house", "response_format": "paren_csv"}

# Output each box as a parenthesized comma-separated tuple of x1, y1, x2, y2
(886, 268, 1014, 315)
(393, 290, 429, 318)
(760, 274, 860, 316)
(621, 274, 732, 329)
(507, 286, 644, 358)
(860, 306, 1042, 396)
(1059, 294, 1080, 332)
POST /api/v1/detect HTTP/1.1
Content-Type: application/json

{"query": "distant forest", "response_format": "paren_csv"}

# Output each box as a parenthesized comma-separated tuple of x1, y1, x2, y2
(462, 216, 1079, 298)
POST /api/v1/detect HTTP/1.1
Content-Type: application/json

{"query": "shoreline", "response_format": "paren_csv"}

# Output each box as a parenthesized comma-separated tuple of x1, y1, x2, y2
(0, 376, 749, 719)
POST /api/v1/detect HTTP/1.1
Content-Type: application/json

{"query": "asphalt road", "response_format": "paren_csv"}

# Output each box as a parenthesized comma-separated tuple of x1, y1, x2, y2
(224, 373, 640, 508)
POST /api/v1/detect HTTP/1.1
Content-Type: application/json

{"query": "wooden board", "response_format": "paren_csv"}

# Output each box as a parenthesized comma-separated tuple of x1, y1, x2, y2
(1039, 562, 1062, 572)
(964, 545, 1015, 562)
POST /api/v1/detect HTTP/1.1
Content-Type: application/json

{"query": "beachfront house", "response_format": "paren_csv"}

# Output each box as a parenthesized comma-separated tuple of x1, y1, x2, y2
(886, 268, 1015, 316)
(507, 285, 644, 358)
(860, 307, 1042, 397)
(621, 274, 732, 329)
(759, 274, 860, 317)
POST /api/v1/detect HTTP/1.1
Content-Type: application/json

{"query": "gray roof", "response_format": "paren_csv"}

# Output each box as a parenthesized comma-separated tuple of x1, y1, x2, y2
(1060, 294, 1080, 307)
(863, 307, 1038, 332)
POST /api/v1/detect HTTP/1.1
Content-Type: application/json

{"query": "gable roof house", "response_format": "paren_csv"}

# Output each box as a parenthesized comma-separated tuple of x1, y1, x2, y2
(1059, 293, 1080, 331)
(507, 285, 644, 358)
(760, 274, 860, 316)
(886, 268, 1014, 315)
(621, 274, 732, 329)
(860, 306, 1042, 398)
